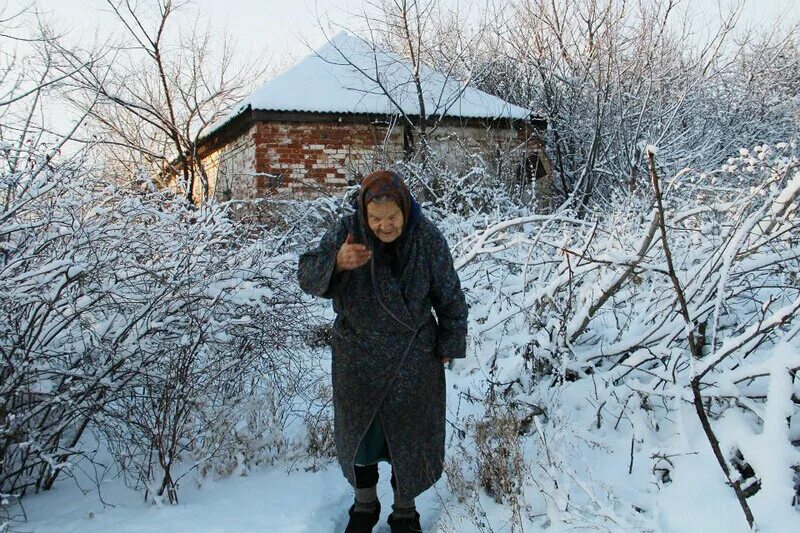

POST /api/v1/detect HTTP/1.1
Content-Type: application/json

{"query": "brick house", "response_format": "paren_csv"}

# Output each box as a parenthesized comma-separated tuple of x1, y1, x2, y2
(195, 32, 550, 209)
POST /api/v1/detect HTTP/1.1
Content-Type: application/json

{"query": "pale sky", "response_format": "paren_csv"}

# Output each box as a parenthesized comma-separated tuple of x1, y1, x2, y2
(14, 0, 800, 145)
(29, 0, 800, 69)
(32, 0, 368, 65)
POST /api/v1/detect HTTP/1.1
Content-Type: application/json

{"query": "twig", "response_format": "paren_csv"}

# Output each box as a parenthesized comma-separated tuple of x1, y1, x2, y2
(648, 148, 755, 529)
(628, 434, 635, 475)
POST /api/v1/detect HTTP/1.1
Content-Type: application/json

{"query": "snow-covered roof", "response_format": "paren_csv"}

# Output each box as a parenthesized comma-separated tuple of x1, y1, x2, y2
(207, 31, 532, 136)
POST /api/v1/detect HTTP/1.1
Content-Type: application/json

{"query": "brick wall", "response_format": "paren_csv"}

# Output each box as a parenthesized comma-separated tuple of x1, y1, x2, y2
(199, 118, 552, 213)
(254, 121, 405, 197)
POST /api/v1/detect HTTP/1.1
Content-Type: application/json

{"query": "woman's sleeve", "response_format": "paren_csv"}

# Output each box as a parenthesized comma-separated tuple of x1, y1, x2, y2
(297, 218, 349, 299)
(430, 231, 468, 359)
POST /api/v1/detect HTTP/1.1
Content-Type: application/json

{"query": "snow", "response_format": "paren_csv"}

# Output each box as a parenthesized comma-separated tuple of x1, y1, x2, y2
(739, 342, 800, 532)
(771, 169, 800, 217)
(21, 462, 373, 533)
(18, 412, 526, 533)
(6, 143, 800, 533)
(657, 451, 751, 533)
(207, 31, 532, 136)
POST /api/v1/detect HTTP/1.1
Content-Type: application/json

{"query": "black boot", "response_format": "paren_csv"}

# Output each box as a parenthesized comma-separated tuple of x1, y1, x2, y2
(387, 509, 422, 533)
(345, 501, 381, 533)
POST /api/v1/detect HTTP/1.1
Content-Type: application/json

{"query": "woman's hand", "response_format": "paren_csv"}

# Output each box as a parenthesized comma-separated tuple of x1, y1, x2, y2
(336, 233, 371, 273)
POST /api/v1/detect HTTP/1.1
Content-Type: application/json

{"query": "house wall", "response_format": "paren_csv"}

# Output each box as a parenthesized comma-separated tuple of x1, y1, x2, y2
(525, 136, 553, 213)
(199, 118, 552, 213)
(428, 124, 520, 163)
(253, 121, 405, 197)
(428, 124, 552, 213)
(198, 124, 258, 201)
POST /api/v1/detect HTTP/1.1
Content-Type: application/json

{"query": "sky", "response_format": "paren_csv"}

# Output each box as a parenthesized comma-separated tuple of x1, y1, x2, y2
(13, 0, 800, 145)
(30, 0, 800, 70)
(32, 0, 367, 65)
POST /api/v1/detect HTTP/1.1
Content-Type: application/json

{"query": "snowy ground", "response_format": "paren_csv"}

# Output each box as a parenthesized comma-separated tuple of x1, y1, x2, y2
(16, 360, 537, 533)
(16, 356, 800, 533)
(18, 424, 795, 533)
(18, 459, 516, 533)
(22, 461, 391, 532)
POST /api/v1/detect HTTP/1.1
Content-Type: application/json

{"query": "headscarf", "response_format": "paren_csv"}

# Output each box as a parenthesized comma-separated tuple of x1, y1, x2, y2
(359, 170, 412, 233)
(357, 170, 419, 274)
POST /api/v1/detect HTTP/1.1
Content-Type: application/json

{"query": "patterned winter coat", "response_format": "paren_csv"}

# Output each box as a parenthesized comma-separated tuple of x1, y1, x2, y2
(297, 200, 468, 500)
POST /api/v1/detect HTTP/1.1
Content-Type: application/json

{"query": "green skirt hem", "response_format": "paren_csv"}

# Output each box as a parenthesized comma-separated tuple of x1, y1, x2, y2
(354, 415, 391, 465)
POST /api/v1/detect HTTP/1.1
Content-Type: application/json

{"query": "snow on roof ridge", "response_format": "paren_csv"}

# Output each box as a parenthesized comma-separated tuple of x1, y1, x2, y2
(205, 31, 532, 137)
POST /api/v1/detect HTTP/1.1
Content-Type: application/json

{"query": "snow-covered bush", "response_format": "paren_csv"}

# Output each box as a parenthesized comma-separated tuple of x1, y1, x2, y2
(443, 142, 800, 530)
(0, 143, 316, 504)
(395, 153, 526, 219)
(472, 0, 800, 208)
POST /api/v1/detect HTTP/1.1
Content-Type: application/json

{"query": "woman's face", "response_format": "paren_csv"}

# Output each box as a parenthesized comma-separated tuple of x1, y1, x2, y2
(366, 200, 404, 243)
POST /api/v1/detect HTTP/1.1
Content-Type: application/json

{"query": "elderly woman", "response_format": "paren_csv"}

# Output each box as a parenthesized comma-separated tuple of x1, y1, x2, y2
(298, 170, 468, 533)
